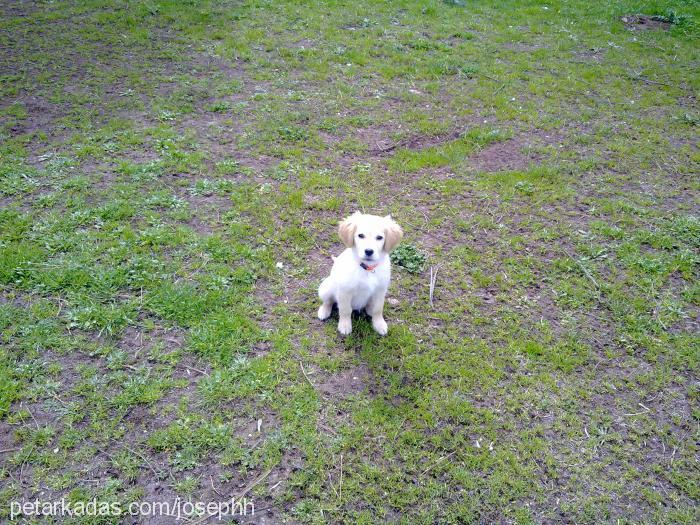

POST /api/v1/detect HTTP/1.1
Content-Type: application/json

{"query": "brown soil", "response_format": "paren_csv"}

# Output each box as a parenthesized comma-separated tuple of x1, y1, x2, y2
(621, 14, 672, 31)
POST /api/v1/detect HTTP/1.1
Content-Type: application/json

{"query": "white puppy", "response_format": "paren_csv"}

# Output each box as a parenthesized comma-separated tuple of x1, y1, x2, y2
(318, 212, 403, 336)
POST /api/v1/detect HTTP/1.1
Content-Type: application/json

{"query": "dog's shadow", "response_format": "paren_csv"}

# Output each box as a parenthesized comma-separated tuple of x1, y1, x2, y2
(320, 304, 377, 334)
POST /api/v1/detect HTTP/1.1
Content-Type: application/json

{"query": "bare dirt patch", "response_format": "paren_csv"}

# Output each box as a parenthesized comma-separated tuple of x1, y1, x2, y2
(368, 127, 464, 156)
(316, 364, 371, 399)
(501, 42, 545, 52)
(468, 131, 559, 172)
(621, 15, 672, 31)
(572, 47, 607, 64)
(468, 137, 532, 172)
(355, 124, 399, 153)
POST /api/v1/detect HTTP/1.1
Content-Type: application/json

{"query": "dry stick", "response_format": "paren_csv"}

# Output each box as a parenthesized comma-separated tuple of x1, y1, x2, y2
(318, 422, 338, 436)
(327, 472, 339, 498)
(299, 361, 316, 389)
(562, 249, 599, 290)
(493, 83, 507, 96)
(420, 450, 457, 476)
(11, 466, 21, 488)
(52, 394, 69, 408)
(631, 75, 674, 88)
(188, 468, 273, 525)
(247, 436, 264, 454)
(237, 504, 278, 520)
(269, 480, 283, 491)
(478, 72, 500, 82)
(624, 403, 652, 417)
(0, 447, 21, 454)
(121, 444, 163, 479)
(18, 445, 35, 487)
(391, 418, 407, 442)
(24, 404, 40, 430)
(96, 447, 117, 462)
(178, 364, 209, 376)
(429, 265, 441, 308)
(369, 136, 411, 155)
(338, 454, 343, 502)
(210, 475, 223, 497)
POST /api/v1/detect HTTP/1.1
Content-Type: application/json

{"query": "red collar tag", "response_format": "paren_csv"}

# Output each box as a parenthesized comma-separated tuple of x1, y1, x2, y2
(360, 261, 379, 272)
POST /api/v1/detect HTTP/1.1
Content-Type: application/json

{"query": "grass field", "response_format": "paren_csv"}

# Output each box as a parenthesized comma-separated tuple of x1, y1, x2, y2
(1, 0, 698, 523)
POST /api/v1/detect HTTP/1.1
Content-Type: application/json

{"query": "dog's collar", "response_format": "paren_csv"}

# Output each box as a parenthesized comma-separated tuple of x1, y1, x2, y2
(360, 261, 379, 272)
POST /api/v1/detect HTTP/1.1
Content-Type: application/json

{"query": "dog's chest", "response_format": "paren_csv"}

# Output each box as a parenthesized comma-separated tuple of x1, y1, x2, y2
(350, 270, 385, 310)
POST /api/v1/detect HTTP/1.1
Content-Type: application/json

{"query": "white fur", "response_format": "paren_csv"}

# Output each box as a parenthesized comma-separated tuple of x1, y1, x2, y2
(318, 212, 403, 336)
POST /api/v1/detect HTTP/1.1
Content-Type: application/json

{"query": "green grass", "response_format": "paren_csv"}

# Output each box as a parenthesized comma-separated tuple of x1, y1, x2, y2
(0, 0, 698, 523)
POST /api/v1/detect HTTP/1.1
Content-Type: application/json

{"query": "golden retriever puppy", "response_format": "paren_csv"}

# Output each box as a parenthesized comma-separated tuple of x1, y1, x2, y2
(318, 212, 403, 335)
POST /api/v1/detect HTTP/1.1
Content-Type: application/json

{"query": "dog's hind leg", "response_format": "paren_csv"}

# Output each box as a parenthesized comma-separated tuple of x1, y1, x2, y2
(317, 278, 333, 320)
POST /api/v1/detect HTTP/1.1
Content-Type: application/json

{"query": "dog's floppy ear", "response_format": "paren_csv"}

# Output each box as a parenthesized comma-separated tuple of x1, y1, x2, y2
(338, 211, 360, 247)
(383, 215, 403, 253)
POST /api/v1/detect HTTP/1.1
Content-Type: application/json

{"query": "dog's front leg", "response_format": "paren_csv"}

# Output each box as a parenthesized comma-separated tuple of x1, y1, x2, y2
(336, 292, 353, 335)
(367, 289, 388, 336)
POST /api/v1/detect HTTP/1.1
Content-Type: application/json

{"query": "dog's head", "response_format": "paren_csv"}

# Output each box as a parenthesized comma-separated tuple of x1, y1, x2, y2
(338, 211, 403, 263)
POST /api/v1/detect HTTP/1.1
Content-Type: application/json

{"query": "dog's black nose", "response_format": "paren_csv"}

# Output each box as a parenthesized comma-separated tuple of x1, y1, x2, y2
(365, 249, 374, 256)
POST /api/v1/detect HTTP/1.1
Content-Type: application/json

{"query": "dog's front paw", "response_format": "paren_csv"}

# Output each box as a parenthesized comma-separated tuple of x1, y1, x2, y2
(318, 303, 332, 320)
(372, 317, 388, 336)
(337, 318, 352, 335)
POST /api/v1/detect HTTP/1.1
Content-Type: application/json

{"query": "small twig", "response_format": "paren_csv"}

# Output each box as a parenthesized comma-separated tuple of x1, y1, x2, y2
(18, 445, 35, 487)
(562, 249, 599, 290)
(318, 422, 337, 436)
(52, 394, 69, 408)
(369, 137, 411, 155)
(327, 472, 338, 498)
(179, 364, 209, 376)
(188, 468, 273, 525)
(0, 447, 20, 454)
(478, 72, 500, 82)
(23, 405, 40, 430)
(429, 265, 441, 308)
(96, 447, 117, 462)
(121, 444, 163, 479)
(421, 450, 457, 476)
(247, 436, 264, 454)
(239, 503, 277, 518)
(131, 329, 145, 359)
(630, 75, 673, 88)
(338, 454, 343, 502)
(269, 480, 283, 491)
(299, 361, 315, 389)
(391, 418, 407, 442)
(210, 475, 223, 497)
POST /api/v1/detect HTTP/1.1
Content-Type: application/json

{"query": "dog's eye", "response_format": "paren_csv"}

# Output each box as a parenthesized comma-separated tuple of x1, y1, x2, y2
(358, 233, 365, 239)
(376, 235, 383, 241)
